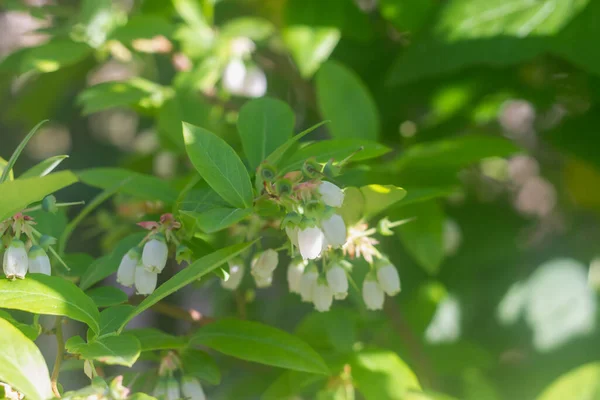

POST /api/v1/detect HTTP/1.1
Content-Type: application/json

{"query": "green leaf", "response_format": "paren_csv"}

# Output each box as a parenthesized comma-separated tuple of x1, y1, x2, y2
(0, 275, 100, 333)
(97, 305, 135, 337)
(0, 171, 78, 222)
(537, 362, 600, 400)
(0, 317, 52, 400)
(20, 40, 91, 73)
(117, 242, 254, 332)
(183, 123, 253, 208)
(316, 61, 379, 140)
(295, 309, 358, 353)
(19, 155, 69, 179)
(266, 121, 330, 167)
(351, 349, 420, 400)
(180, 348, 221, 385)
(79, 233, 146, 291)
(338, 187, 365, 227)
(0, 157, 14, 182)
(283, 27, 340, 77)
(262, 370, 325, 400)
(237, 97, 295, 171)
(394, 201, 445, 275)
(180, 208, 252, 233)
(0, 310, 39, 341)
(67, 335, 141, 367)
(78, 168, 178, 204)
(109, 15, 175, 42)
(0, 120, 48, 183)
(125, 328, 186, 351)
(76, 78, 165, 115)
(361, 185, 407, 220)
(190, 319, 330, 375)
(221, 17, 275, 41)
(86, 286, 128, 308)
(380, 0, 435, 34)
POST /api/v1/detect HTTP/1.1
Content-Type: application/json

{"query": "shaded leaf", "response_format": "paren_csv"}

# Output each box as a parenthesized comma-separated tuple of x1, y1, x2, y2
(67, 335, 141, 367)
(86, 286, 128, 308)
(180, 348, 221, 385)
(125, 328, 186, 351)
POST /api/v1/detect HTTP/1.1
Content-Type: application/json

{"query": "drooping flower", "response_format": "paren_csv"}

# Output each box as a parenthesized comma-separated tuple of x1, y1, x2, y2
(287, 259, 307, 294)
(242, 66, 267, 98)
(223, 58, 246, 94)
(181, 376, 206, 400)
(165, 377, 180, 400)
(27, 245, 51, 276)
(375, 259, 401, 296)
(117, 247, 141, 287)
(326, 262, 348, 300)
(222, 59, 267, 98)
(363, 275, 385, 310)
(297, 226, 325, 260)
(251, 249, 278, 279)
(142, 233, 169, 273)
(221, 258, 245, 290)
(300, 265, 319, 302)
(321, 214, 346, 248)
(313, 280, 333, 312)
(318, 181, 344, 208)
(135, 264, 158, 295)
(3, 239, 28, 279)
(254, 274, 273, 288)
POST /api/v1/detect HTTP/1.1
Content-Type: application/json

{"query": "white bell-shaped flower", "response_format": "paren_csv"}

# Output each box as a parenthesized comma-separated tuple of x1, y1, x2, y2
(251, 249, 278, 279)
(318, 181, 344, 208)
(298, 226, 325, 260)
(376, 260, 401, 296)
(117, 247, 140, 287)
(321, 214, 346, 248)
(326, 262, 348, 300)
(181, 376, 206, 400)
(300, 266, 319, 302)
(223, 58, 246, 94)
(221, 258, 245, 290)
(443, 219, 462, 256)
(135, 264, 158, 295)
(27, 245, 51, 276)
(3, 239, 28, 279)
(313, 280, 333, 312)
(363, 276, 385, 310)
(285, 225, 299, 248)
(242, 66, 267, 98)
(287, 259, 307, 294)
(165, 377, 180, 400)
(254, 274, 273, 288)
(142, 234, 169, 273)
(153, 379, 166, 398)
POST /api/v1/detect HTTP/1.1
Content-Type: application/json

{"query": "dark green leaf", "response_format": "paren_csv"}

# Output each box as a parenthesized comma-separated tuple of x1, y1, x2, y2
(266, 121, 330, 167)
(86, 286, 128, 308)
(97, 305, 135, 337)
(20, 40, 91, 74)
(180, 208, 252, 233)
(180, 348, 221, 385)
(125, 328, 186, 351)
(67, 335, 141, 367)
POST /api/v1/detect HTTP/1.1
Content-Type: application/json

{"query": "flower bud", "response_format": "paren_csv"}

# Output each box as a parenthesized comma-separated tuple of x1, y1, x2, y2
(181, 376, 206, 400)
(221, 258, 245, 290)
(302, 158, 322, 179)
(300, 265, 318, 302)
(275, 178, 293, 197)
(27, 245, 51, 276)
(3, 239, 28, 279)
(313, 280, 333, 312)
(135, 264, 158, 295)
(297, 226, 325, 260)
(165, 377, 180, 400)
(326, 262, 348, 300)
(258, 162, 277, 182)
(176, 244, 192, 265)
(42, 195, 58, 213)
(321, 214, 346, 248)
(251, 249, 278, 279)
(287, 259, 307, 294)
(318, 181, 344, 208)
(363, 276, 384, 310)
(117, 247, 140, 287)
(375, 259, 401, 296)
(142, 233, 169, 273)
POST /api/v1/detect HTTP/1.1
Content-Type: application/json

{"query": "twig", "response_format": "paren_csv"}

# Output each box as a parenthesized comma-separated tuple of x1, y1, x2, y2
(235, 289, 247, 320)
(50, 317, 65, 398)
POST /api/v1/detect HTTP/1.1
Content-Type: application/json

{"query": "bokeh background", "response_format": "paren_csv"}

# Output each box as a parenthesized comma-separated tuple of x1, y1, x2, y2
(2, 0, 600, 399)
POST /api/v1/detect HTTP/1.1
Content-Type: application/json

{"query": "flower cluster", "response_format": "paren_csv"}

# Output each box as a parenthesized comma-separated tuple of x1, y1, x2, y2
(116, 213, 187, 295)
(153, 352, 206, 400)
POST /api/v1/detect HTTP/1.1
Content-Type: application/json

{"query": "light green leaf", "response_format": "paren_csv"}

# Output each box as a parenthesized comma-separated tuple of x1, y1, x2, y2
(86, 286, 128, 308)
(237, 97, 295, 171)
(125, 328, 186, 351)
(0, 310, 39, 341)
(190, 319, 330, 375)
(118, 242, 254, 332)
(109, 15, 175, 43)
(316, 61, 379, 140)
(183, 123, 253, 208)
(262, 370, 325, 400)
(283, 27, 340, 78)
(180, 208, 252, 233)
(0, 317, 52, 400)
(361, 185, 407, 220)
(221, 17, 275, 41)
(67, 335, 141, 367)
(20, 155, 69, 179)
(20, 40, 91, 73)
(1, 120, 48, 183)
(338, 187, 366, 227)
(0, 157, 14, 181)
(0, 171, 77, 222)
(537, 362, 600, 400)
(78, 168, 178, 204)
(351, 349, 420, 400)
(180, 348, 221, 385)
(0, 275, 100, 334)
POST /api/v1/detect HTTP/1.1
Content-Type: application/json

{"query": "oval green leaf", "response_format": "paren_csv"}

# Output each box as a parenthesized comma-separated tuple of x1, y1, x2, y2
(537, 362, 600, 400)
(125, 328, 186, 351)
(20, 155, 69, 179)
(86, 286, 128, 308)
(67, 335, 141, 367)
(180, 348, 221, 385)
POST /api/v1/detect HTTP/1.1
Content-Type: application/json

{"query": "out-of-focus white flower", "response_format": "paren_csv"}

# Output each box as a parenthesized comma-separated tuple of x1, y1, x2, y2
(165, 377, 180, 400)
(326, 262, 348, 299)
(254, 274, 273, 288)
(313, 281, 333, 312)
(221, 258, 245, 290)
(3, 239, 28, 279)
(318, 181, 344, 208)
(27, 245, 51, 276)
(508, 155, 540, 187)
(223, 58, 246, 93)
(425, 295, 461, 344)
(300, 266, 319, 302)
(142, 234, 169, 273)
(321, 214, 346, 248)
(287, 259, 307, 294)
(497, 281, 528, 326)
(117, 247, 140, 287)
(223, 59, 267, 98)
(443, 219, 462, 256)
(230, 37, 256, 57)
(514, 176, 556, 218)
(363, 276, 384, 310)
(243, 66, 267, 98)
(286, 225, 299, 247)
(298, 226, 325, 260)
(376, 260, 401, 296)
(153, 379, 166, 398)
(135, 264, 158, 295)
(251, 249, 278, 279)
(181, 376, 206, 400)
